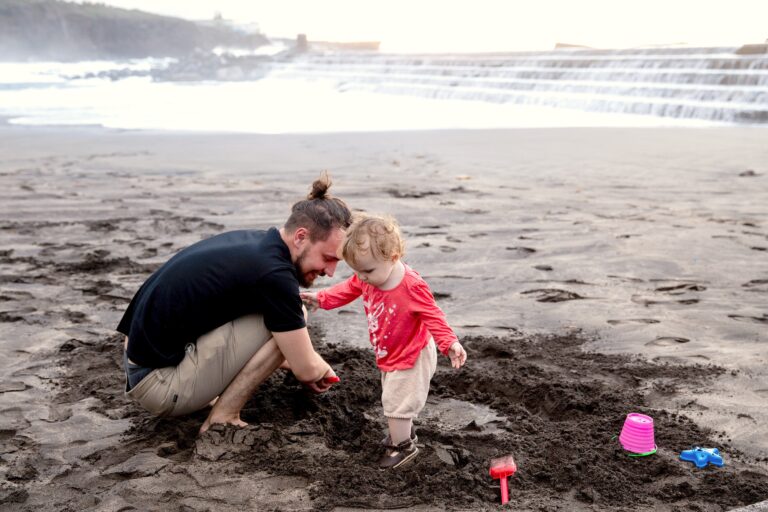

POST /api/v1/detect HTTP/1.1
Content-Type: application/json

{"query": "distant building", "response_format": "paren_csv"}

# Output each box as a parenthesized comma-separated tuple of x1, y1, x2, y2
(297, 34, 308, 52)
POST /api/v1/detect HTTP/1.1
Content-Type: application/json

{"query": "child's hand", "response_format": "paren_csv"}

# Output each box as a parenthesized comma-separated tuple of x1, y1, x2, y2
(300, 291, 320, 312)
(448, 342, 467, 369)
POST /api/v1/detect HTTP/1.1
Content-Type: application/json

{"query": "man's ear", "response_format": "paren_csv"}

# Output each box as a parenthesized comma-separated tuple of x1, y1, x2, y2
(293, 227, 310, 248)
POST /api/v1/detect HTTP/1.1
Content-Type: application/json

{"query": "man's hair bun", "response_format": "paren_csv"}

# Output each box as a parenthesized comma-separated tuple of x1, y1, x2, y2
(285, 171, 352, 242)
(308, 170, 331, 200)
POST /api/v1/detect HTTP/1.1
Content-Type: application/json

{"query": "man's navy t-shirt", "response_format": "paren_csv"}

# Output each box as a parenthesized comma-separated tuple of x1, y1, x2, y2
(117, 228, 306, 368)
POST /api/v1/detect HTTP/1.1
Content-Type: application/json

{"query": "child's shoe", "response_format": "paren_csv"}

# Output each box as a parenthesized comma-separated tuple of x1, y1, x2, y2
(378, 438, 419, 470)
(380, 425, 418, 446)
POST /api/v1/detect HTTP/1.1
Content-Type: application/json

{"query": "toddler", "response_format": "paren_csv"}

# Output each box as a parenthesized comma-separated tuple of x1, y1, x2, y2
(301, 214, 467, 470)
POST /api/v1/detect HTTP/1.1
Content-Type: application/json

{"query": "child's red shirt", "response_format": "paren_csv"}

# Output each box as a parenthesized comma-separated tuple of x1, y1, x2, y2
(316, 265, 458, 371)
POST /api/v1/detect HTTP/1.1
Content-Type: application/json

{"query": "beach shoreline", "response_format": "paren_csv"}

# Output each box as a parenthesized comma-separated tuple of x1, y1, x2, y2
(0, 124, 766, 510)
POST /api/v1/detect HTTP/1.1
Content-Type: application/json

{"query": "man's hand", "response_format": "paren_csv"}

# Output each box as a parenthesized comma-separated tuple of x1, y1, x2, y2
(300, 291, 320, 312)
(303, 368, 340, 394)
(448, 342, 467, 369)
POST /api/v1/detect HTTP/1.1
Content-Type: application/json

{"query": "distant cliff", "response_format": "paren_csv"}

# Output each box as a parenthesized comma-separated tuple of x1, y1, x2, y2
(0, 0, 269, 61)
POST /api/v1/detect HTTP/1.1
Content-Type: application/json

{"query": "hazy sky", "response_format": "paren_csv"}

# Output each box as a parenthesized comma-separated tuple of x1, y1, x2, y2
(73, 0, 768, 52)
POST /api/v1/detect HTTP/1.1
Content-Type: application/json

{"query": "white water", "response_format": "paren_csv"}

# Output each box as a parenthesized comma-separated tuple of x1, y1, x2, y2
(267, 47, 768, 124)
(0, 54, 746, 133)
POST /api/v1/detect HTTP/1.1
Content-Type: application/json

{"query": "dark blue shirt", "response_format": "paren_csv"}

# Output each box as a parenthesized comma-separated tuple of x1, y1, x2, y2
(117, 228, 305, 368)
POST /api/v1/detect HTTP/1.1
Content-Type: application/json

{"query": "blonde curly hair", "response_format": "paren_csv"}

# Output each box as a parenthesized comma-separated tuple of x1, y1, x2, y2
(342, 214, 405, 265)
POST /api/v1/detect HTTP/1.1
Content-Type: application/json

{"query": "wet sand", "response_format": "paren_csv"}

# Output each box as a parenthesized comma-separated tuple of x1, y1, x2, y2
(0, 124, 766, 510)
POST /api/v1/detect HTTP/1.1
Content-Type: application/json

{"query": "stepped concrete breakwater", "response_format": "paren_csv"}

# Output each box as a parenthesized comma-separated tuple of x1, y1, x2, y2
(268, 46, 768, 123)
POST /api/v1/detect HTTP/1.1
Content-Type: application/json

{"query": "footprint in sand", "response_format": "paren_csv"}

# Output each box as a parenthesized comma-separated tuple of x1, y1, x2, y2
(521, 289, 585, 303)
(0, 290, 35, 301)
(631, 295, 699, 306)
(0, 310, 33, 323)
(533, 265, 553, 271)
(449, 185, 478, 194)
(654, 283, 707, 294)
(139, 247, 158, 259)
(79, 280, 117, 296)
(491, 325, 520, 332)
(0, 381, 30, 393)
(645, 337, 691, 347)
(607, 318, 661, 325)
(0, 429, 17, 445)
(727, 314, 768, 324)
(43, 405, 73, 423)
(386, 188, 441, 199)
(411, 230, 447, 237)
(506, 247, 537, 257)
(87, 220, 120, 232)
(742, 279, 768, 288)
(63, 310, 88, 323)
(607, 275, 645, 283)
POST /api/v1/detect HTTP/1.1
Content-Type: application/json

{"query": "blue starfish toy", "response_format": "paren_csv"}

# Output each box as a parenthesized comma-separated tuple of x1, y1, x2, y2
(680, 447, 724, 468)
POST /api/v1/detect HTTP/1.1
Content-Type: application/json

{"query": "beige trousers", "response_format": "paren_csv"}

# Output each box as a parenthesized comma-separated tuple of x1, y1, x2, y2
(380, 338, 437, 419)
(126, 314, 271, 417)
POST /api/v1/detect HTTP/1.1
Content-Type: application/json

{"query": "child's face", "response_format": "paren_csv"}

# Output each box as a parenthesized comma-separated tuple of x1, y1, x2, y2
(349, 250, 398, 288)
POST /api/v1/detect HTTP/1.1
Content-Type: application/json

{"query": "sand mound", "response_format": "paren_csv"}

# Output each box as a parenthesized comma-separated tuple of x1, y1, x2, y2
(8, 330, 759, 511)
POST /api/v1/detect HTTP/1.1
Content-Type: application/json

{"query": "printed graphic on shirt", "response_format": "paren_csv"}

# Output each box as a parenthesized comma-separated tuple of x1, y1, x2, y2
(364, 298, 398, 360)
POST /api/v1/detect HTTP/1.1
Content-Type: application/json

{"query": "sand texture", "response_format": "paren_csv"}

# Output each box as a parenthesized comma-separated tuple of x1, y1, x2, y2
(0, 125, 766, 510)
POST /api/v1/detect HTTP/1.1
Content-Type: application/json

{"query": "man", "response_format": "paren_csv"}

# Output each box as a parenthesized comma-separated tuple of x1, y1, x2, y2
(117, 173, 351, 433)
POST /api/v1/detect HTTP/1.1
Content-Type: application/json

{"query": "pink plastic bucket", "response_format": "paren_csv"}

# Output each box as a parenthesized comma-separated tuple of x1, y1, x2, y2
(619, 413, 656, 454)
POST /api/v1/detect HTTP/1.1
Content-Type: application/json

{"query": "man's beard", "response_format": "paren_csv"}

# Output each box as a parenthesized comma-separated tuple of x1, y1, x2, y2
(294, 248, 319, 288)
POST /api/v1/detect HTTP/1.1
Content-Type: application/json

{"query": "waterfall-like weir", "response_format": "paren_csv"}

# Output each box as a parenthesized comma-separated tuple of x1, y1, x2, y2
(269, 46, 768, 123)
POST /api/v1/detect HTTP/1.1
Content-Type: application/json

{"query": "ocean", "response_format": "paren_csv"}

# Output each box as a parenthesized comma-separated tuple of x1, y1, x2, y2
(1, 46, 766, 133)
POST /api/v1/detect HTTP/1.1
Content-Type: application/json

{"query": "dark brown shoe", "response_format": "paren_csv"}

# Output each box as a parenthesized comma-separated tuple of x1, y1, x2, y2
(378, 439, 419, 470)
(380, 425, 418, 446)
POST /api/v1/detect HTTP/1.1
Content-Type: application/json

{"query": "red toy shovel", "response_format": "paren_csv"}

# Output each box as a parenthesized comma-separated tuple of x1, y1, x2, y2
(489, 455, 517, 505)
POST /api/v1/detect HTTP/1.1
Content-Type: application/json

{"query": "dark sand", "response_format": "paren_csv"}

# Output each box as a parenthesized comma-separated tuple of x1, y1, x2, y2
(0, 125, 766, 510)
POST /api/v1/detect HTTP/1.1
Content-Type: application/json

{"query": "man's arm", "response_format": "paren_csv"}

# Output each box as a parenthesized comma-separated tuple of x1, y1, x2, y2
(272, 327, 336, 390)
